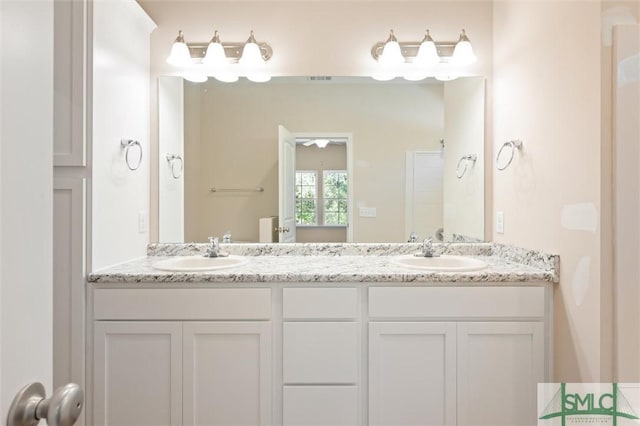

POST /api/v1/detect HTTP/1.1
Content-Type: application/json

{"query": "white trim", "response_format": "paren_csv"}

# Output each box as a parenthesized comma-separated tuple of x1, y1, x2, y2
(294, 170, 318, 226)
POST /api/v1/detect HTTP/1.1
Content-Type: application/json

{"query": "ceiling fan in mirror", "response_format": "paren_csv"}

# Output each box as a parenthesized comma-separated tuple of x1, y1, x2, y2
(298, 138, 345, 149)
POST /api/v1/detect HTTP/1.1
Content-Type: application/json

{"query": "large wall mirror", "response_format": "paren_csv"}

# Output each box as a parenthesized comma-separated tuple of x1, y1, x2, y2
(158, 76, 485, 244)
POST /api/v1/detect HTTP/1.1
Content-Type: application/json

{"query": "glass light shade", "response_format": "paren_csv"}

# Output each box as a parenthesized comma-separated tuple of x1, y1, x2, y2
(239, 42, 264, 68)
(166, 41, 192, 67)
(203, 42, 226, 67)
(435, 73, 459, 82)
(415, 40, 440, 67)
(379, 40, 405, 67)
(403, 68, 429, 81)
(213, 69, 239, 83)
(452, 30, 477, 66)
(182, 71, 207, 83)
(246, 69, 271, 83)
(371, 67, 396, 81)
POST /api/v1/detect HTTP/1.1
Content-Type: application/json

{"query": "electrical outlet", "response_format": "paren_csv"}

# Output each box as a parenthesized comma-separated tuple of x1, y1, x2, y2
(359, 207, 377, 218)
(496, 211, 504, 234)
(138, 211, 146, 234)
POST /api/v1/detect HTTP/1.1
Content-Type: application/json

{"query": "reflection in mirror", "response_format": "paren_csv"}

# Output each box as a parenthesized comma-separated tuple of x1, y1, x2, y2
(157, 76, 485, 243)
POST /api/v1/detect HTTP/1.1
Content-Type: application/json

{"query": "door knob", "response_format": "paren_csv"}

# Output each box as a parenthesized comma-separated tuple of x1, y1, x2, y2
(274, 226, 290, 233)
(7, 382, 83, 426)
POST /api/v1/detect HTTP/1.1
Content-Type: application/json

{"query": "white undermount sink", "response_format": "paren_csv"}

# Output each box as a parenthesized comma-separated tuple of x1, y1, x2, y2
(152, 255, 249, 272)
(390, 255, 488, 272)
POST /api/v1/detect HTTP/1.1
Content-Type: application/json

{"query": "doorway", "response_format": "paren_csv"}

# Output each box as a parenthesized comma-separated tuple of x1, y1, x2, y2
(279, 130, 353, 243)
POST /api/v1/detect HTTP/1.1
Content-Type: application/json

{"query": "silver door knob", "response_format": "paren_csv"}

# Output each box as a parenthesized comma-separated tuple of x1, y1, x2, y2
(274, 226, 290, 233)
(7, 382, 83, 426)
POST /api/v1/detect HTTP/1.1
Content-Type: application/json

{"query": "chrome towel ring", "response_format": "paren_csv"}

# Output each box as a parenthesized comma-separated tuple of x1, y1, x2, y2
(496, 139, 522, 171)
(455, 154, 477, 179)
(121, 139, 143, 171)
(166, 154, 183, 179)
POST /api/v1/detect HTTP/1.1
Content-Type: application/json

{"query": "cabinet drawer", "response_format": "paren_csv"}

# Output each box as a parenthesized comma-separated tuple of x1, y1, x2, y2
(283, 322, 358, 384)
(369, 286, 545, 319)
(283, 287, 358, 319)
(283, 386, 358, 426)
(94, 288, 271, 320)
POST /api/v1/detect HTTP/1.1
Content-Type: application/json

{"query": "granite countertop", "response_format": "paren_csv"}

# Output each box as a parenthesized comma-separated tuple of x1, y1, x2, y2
(88, 243, 559, 284)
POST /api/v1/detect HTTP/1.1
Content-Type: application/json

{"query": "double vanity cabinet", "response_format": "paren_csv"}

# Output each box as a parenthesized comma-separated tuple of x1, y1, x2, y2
(88, 248, 556, 426)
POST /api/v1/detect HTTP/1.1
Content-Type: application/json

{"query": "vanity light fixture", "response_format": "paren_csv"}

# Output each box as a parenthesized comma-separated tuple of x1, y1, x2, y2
(239, 31, 271, 83)
(165, 29, 273, 83)
(452, 29, 477, 66)
(414, 30, 440, 67)
(166, 30, 192, 67)
(203, 30, 227, 67)
(370, 28, 477, 81)
(378, 30, 405, 67)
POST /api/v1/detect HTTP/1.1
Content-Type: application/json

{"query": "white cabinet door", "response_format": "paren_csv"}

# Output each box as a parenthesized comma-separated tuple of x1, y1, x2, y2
(183, 322, 272, 426)
(283, 386, 359, 426)
(93, 322, 182, 426)
(457, 322, 545, 426)
(283, 322, 359, 384)
(369, 322, 456, 426)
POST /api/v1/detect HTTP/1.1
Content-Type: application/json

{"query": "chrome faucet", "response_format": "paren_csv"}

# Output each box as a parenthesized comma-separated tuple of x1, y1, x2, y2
(408, 231, 418, 243)
(205, 236, 228, 258)
(418, 238, 438, 257)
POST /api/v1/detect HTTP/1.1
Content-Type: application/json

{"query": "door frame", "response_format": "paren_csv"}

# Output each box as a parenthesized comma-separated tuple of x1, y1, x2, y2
(294, 132, 354, 243)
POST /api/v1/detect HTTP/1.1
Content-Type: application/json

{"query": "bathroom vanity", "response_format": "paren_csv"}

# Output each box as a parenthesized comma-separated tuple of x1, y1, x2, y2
(88, 243, 558, 426)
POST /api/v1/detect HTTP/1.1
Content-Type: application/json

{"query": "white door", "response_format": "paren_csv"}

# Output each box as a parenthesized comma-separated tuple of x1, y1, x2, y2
(369, 322, 457, 426)
(278, 125, 296, 242)
(183, 322, 272, 426)
(1, 0, 55, 417)
(457, 322, 545, 426)
(405, 151, 444, 241)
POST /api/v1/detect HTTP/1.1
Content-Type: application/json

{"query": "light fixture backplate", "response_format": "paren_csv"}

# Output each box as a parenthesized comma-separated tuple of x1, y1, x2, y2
(371, 41, 456, 63)
(187, 42, 273, 64)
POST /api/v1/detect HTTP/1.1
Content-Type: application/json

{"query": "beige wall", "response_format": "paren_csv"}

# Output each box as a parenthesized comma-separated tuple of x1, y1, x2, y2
(183, 79, 444, 242)
(492, 1, 603, 381)
(140, 0, 495, 242)
(183, 81, 203, 242)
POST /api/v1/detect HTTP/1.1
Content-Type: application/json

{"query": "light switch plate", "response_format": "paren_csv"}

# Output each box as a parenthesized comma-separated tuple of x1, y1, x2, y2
(496, 211, 504, 234)
(359, 207, 377, 218)
(138, 211, 146, 234)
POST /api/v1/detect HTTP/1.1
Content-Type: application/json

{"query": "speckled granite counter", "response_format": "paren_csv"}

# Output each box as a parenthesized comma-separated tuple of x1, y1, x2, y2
(89, 243, 559, 284)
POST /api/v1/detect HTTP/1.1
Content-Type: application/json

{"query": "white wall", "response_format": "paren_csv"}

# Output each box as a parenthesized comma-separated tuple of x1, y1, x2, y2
(92, 0, 155, 270)
(443, 77, 485, 241)
(0, 0, 53, 412)
(492, 1, 602, 381)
